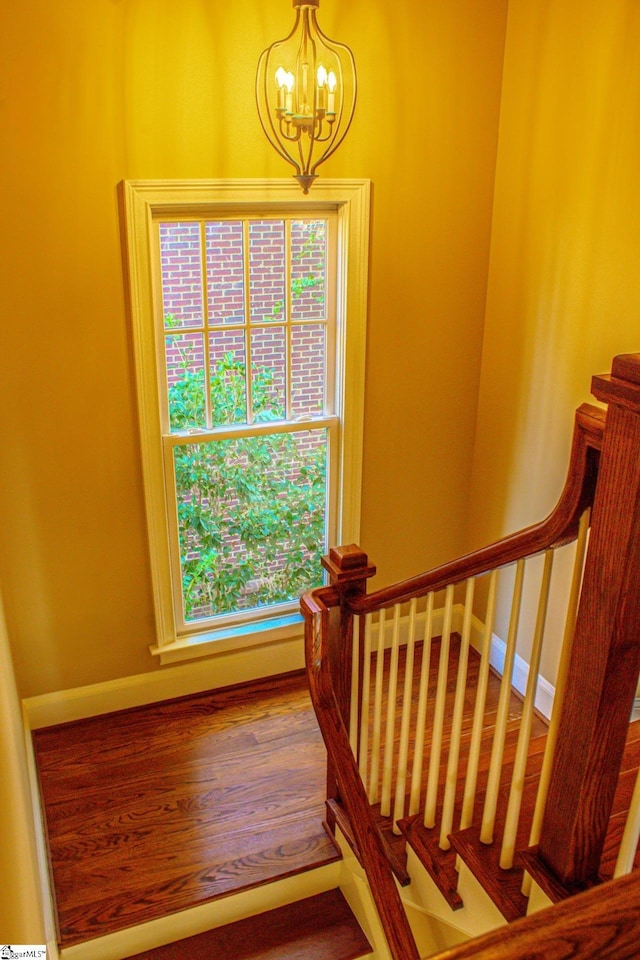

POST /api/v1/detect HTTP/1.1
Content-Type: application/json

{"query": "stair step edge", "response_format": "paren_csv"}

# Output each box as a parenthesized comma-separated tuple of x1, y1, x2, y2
(59, 861, 342, 960)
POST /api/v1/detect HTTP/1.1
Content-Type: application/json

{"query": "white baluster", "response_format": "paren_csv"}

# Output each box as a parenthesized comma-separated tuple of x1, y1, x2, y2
(460, 569, 498, 830)
(369, 607, 386, 803)
(522, 511, 590, 894)
(480, 559, 525, 844)
(381, 604, 402, 816)
(393, 598, 418, 831)
(614, 765, 640, 877)
(350, 615, 360, 757)
(424, 584, 455, 828)
(500, 549, 554, 870)
(358, 614, 373, 785)
(439, 578, 475, 850)
(409, 592, 434, 815)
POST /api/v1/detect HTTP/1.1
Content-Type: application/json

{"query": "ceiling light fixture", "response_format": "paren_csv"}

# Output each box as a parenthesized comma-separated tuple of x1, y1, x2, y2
(256, 0, 357, 194)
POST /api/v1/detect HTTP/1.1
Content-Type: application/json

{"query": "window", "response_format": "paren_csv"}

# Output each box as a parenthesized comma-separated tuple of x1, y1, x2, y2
(121, 181, 370, 663)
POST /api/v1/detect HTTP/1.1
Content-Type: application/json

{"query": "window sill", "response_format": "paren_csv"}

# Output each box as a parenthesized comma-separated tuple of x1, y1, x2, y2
(149, 612, 305, 666)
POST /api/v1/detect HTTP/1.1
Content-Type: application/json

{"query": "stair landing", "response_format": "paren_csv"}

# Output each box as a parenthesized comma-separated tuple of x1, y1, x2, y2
(32, 672, 340, 948)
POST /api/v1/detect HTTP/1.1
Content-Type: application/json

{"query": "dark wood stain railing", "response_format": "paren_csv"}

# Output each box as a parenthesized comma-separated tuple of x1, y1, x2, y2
(536, 355, 640, 887)
(302, 354, 640, 960)
(347, 400, 603, 617)
(428, 869, 640, 960)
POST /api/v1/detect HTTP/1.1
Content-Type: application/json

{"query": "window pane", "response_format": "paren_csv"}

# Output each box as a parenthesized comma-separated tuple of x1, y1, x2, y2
(291, 324, 325, 417)
(249, 220, 285, 323)
(251, 327, 287, 421)
(165, 332, 206, 431)
(174, 429, 328, 622)
(209, 329, 247, 425)
(206, 221, 245, 325)
(159, 223, 203, 329)
(290, 219, 326, 321)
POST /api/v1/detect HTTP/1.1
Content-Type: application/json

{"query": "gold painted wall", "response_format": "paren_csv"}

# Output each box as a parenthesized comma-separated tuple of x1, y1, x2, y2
(467, 0, 640, 680)
(0, 1, 507, 696)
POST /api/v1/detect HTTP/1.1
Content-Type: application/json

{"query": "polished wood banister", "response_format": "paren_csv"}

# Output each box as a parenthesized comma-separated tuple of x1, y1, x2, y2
(536, 352, 640, 886)
(304, 597, 420, 960)
(348, 402, 603, 616)
(302, 354, 640, 960)
(428, 870, 640, 960)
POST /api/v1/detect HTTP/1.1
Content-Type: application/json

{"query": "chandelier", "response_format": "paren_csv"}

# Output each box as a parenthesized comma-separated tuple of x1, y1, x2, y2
(256, 0, 357, 193)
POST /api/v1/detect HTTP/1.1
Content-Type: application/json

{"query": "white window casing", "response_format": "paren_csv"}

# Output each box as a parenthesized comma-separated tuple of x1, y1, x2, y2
(120, 179, 370, 664)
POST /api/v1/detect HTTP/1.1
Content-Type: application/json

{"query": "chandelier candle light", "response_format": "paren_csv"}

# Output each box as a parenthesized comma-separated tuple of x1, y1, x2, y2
(256, 0, 357, 193)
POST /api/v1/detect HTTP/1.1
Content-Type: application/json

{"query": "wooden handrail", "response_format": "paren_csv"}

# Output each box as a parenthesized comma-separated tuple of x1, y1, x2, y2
(304, 586, 420, 960)
(348, 402, 603, 616)
(302, 354, 640, 960)
(536, 353, 640, 886)
(301, 395, 613, 635)
(428, 869, 640, 960)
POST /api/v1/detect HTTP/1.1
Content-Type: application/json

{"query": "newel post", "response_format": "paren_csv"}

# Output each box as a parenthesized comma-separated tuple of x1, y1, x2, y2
(538, 353, 640, 887)
(321, 544, 377, 732)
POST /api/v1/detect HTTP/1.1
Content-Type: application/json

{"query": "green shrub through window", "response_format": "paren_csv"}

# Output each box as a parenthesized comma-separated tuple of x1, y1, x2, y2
(158, 217, 332, 624)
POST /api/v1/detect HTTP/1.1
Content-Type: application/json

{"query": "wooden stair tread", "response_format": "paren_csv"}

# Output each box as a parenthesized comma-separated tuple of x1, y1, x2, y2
(450, 826, 529, 921)
(400, 717, 640, 920)
(399, 815, 463, 911)
(397, 733, 548, 915)
(124, 889, 372, 960)
(53, 817, 340, 945)
(327, 797, 411, 886)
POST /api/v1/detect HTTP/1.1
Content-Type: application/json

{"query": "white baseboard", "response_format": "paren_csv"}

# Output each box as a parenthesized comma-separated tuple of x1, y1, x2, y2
(481, 625, 555, 721)
(23, 601, 558, 732)
(22, 711, 61, 959)
(23, 633, 305, 730)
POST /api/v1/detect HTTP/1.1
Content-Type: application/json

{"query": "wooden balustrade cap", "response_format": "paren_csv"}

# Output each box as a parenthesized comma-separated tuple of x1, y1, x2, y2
(328, 544, 370, 568)
(592, 353, 640, 412)
(321, 544, 377, 584)
(612, 352, 640, 384)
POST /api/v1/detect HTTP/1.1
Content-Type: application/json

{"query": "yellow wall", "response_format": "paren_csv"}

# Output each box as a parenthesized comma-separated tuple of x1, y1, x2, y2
(467, 0, 640, 678)
(0, 0, 507, 696)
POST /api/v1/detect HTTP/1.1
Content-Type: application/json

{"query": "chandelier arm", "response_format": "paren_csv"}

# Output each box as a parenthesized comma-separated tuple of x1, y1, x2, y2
(256, 48, 302, 173)
(278, 117, 304, 144)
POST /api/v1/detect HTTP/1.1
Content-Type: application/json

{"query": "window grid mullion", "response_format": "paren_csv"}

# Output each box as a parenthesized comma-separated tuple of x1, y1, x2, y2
(242, 219, 254, 426)
(285, 219, 293, 422)
(164, 414, 338, 447)
(200, 221, 213, 431)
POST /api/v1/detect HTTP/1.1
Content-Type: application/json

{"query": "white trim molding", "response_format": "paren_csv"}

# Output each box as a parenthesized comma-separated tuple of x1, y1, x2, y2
(23, 632, 305, 730)
(24, 601, 560, 732)
(119, 178, 371, 662)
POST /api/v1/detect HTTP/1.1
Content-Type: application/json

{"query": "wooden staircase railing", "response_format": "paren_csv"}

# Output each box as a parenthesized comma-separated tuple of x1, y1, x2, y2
(302, 354, 640, 960)
(428, 869, 640, 960)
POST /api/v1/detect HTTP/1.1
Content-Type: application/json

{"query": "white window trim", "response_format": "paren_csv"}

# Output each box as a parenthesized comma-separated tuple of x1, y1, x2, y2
(120, 179, 371, 664)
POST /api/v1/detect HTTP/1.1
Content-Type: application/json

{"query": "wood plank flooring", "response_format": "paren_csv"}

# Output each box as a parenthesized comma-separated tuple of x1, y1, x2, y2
(33, 672, 339, 947)
(33, 637, 549, 950)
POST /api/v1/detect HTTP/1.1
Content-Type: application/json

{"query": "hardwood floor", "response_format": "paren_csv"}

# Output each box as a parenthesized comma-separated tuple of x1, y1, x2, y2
(33, 672, 338, 947)
(33, 640, 549, 950)
(125, 889, 371, 960)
